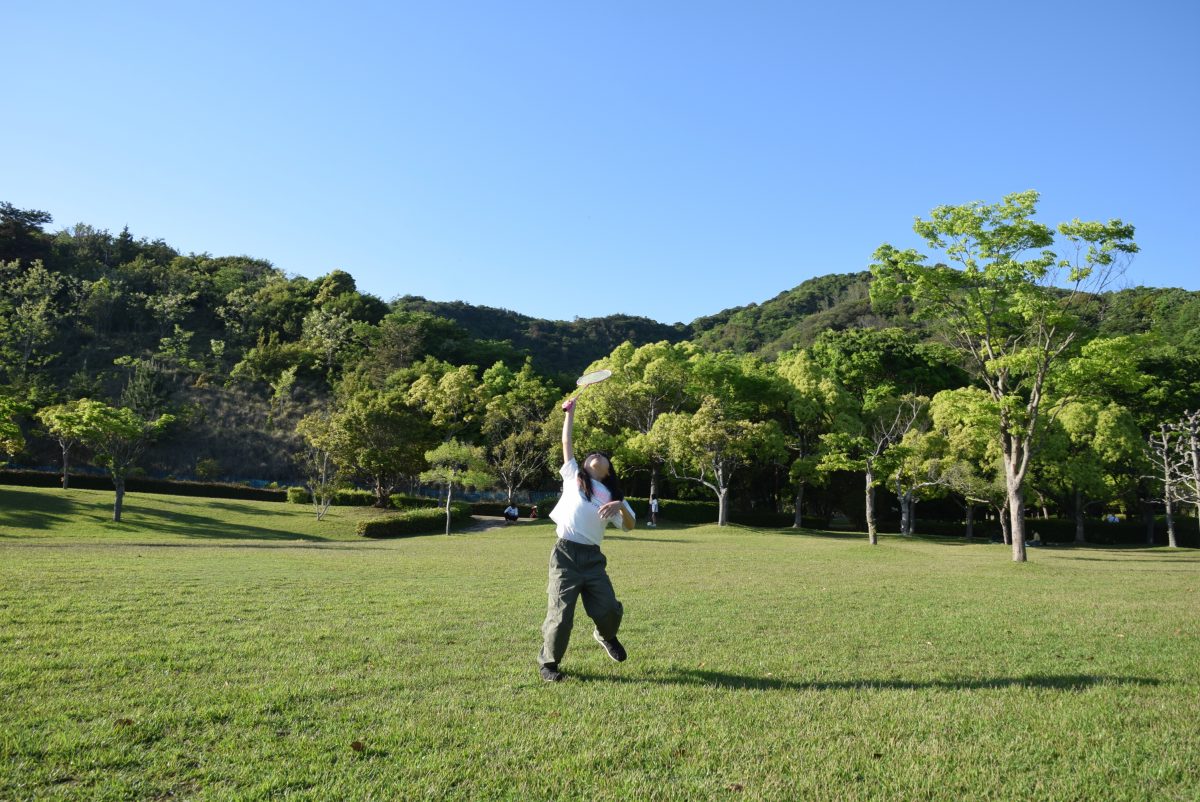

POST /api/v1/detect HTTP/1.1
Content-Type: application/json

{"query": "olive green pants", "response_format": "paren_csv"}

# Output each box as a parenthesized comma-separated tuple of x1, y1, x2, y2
(539, 538, 623, 666)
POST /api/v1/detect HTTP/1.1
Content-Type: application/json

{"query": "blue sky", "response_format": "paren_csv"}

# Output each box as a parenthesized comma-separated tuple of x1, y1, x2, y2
(5, 1, 1197, 324)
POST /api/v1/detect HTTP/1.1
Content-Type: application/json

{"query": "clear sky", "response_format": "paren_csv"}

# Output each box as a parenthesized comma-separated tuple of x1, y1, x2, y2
(5, 1, 1197, 325)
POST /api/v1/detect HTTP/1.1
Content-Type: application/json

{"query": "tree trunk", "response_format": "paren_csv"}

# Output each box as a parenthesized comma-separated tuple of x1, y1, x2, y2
(444, 485, 454, 535)
(1074, 488, 1086, 545)
(965, 503, 974, 540)
(1190, 424, 1200, 526)
(999, 501, 1011, 546)
(373, 477, 390, 508)
(1000, 441, 1027, 560)
(792, 483, 804, 528)
(1165, 494, 1177, 548)
(650, 463, 660, 500)
(909, 497, 917, 535)
(113, 476, 125, 522)
(898, 484, 910, 537)
(61, 442, 71, 490)
(717, 487, 729, 527)
(1008, 484, 1026, 562)
(865, 469, 877, 546)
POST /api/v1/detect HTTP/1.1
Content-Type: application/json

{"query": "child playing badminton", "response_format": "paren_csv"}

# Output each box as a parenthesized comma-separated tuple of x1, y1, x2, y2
(538, 393, 635, 682)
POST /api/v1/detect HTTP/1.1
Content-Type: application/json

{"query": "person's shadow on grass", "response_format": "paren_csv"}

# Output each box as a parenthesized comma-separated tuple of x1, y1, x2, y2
(569, 668, 1161, 692)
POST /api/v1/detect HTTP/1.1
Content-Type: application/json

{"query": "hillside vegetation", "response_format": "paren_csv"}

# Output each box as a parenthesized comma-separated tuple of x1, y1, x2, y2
(3, 197, 1199, 548)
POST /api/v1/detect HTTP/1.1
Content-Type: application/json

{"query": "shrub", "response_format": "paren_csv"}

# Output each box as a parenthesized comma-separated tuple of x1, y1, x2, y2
(332, 488, 375, 506)
(357, 502, 473, 538)
(389, 494, 442, 510)
(194, 458, 220, 481)
(290, 487, 393, 507)
(730, 510, 795, 528)
(0, 469, 286, 502)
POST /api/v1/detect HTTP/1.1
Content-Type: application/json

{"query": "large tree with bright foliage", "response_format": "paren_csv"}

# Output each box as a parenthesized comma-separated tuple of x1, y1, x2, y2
(871, 190, 1138, 561)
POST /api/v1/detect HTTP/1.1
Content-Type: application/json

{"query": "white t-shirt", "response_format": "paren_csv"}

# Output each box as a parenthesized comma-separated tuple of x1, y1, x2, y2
(549, 459, 635, 546)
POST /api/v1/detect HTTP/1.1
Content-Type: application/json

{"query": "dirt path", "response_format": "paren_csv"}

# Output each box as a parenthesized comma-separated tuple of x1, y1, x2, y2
(462, 515, 513, 533)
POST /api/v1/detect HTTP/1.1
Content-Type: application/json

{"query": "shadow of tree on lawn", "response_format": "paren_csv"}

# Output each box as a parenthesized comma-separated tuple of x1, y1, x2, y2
(0, 487, 86, 531)
(114, 504, 331, 542)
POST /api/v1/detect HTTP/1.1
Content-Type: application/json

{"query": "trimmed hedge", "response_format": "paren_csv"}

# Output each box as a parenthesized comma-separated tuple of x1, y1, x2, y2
(893, 517, 1198, 547)
(357, 502, 473, 538)
(0, 469, 286, 502)
(333, 488, 375, 506)
(287, 487, 398, 507)
(730, 510, 796, 528)
(390, 494, 443, 510)
(622, 496, 715, 524)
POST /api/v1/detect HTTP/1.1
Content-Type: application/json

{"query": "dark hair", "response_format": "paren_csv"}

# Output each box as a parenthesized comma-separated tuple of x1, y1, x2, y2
(578, 453, 624, 502)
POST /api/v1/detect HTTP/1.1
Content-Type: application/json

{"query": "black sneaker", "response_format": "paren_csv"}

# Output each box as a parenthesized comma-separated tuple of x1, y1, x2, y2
(539, 662, 564, 682)
(593, 630, 627, 662)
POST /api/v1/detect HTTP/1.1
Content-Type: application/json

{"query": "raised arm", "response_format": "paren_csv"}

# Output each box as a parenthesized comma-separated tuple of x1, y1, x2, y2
(561, 396, 576, 464)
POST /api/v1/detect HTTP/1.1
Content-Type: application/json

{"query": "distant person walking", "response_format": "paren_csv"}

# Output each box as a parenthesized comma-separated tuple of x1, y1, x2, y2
(649, 494, 659, 527)
(537, 394, 635, 682)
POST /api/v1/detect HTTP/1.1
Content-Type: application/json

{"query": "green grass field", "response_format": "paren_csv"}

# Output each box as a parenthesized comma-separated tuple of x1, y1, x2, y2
(2, 486, 1198, 801)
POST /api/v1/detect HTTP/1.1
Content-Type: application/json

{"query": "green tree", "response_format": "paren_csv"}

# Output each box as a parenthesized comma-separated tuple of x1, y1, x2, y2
(479, 359, 558, 502)
(927, 387, 1007, 541)
(77, 275, 126, 339)
(36, 399, 96, 488)
(0, 394, 26, 462)
(0, 202, 53, 264)
(819, 394, 926, 544)
(640, 353, 786, 525)
(775, 347, 857, 527)
(570, 341, 696, 496)
(302, 308, 354, 378)
(406, 360, 484, 440)
(328, 388, 433, 507)
(296, 410, 345, 521)
(420, 439, 495, 535)
(887, 421, 951, 536)
(0, 259, 67, 379)
(1039, 401, 1143, 543)
(71, 399, 174, 521)
(871, 190, 1138, 561)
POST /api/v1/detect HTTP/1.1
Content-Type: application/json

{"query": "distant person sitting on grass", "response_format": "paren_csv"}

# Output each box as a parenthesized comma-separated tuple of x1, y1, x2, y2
(503, 503, 520, 524)
(530, 504, 538, 519)
(538, 394, 635, 683)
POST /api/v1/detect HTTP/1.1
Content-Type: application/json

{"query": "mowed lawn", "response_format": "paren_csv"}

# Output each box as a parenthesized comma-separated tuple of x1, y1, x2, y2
(1, 487, 1198, 801)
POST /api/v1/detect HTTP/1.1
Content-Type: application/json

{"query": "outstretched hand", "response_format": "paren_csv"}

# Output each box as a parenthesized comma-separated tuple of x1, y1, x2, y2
(561, 396, 577, 413)
(598, 500, 624, 519)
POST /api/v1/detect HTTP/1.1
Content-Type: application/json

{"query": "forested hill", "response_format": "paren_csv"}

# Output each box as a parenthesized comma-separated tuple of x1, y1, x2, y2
(395, 272, 903, 368)
(686, 271, 888, 356)
(391, 296, 688, 377)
